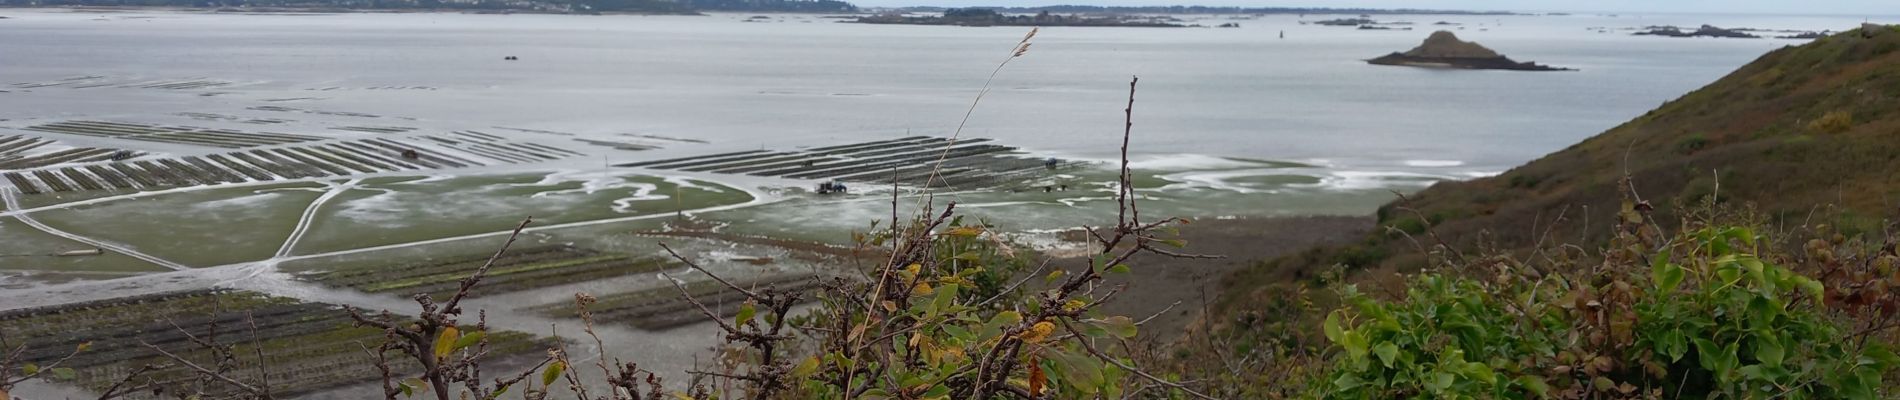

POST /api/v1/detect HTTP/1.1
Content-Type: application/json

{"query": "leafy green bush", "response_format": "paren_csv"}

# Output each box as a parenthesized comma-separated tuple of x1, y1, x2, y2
(1387, 219, 1429, 236)
(1508, 174, 1544, 189)
(1318, 275, 1559, 398)
(1331, 245, 1390, 269)
(1637, 227, 1894, 399)
(1675, 134, 1710, 154)
(1313, 226, 1895, 399)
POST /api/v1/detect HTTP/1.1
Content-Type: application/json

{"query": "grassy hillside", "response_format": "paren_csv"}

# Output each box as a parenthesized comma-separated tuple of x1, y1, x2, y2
(1221, 25, 1900, 315)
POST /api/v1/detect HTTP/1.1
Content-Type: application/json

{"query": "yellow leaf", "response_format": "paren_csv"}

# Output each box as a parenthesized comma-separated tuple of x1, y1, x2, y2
(944, 347, 967, 363)
(944, 226, 985, 237)
(903, 263, 922, 277)
(790, 356, 820, 378)
(1020, 321, 1055, 343)
(1063, 299, 1087, 312)
(911, 282, 935, 296)
(434, 327, 461, 359)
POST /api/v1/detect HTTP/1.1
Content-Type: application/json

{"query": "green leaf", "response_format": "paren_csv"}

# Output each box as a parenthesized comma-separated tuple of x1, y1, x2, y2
(1341, 331, 1371, 365)
(1658, 330, 1688, 362)
(1515, 376, 1552, 399)
(931, 284, 960, 314)
(1652, 250, 1684, 293)
(50, 367, 76, 380)
(1332, 374, 1365, 391)
(1695, 338, 1723, 372)
(1794, 276, 1825, 300)
(453, 330, 486, 352)
(1462, 362, 1495, 384)
(1106, 264, 1131, 274)
(1854, 368, 1882, 399)
(942, 325, 973, 342)
(489, 384, 510, 400)
(21, 363, 38, 376)
(542, 360, 567, 387)
(1428, 372, 1455, 392)
(1050, 351, 1104, 393)
(1090, 254, 1110, 275)
(1592, 376, 1616, 392)
(1372, 342, 1399, 368)
(1715, 258, 1744, 286)
(401, 377, 428, 397)
(1323, 311, 1345, 344)
(1755, 334, 1785, 367)
(990, 311, 1022, 326)
(433, 327, 461, 358)
(735, 301, 756, 327)
(1723, 227, 1757, 250)
(1739, 257, 1768, 286)
(1099, 316, 1137, 339)
(1861, 345, 1900, 370)
(1695, 339, 1740, 379)
(1044, 269, 1065, 283)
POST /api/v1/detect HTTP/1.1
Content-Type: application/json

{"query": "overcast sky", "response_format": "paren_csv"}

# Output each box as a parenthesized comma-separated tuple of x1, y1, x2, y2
(850, 1, 1897, 15)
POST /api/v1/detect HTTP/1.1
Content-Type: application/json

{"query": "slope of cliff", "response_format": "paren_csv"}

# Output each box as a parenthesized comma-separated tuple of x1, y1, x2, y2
(1224, 25, 1900, 314)
(1404, 30, 1502, 58)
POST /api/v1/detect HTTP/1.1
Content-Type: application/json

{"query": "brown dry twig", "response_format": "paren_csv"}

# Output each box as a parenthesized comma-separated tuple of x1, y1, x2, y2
(346, 217, 559, 400)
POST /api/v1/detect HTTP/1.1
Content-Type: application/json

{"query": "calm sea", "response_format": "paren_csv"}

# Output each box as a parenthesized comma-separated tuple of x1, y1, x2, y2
(0, 10, 1884, 181)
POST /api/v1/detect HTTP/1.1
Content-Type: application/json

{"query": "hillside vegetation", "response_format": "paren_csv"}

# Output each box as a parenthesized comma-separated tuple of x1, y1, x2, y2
(1225, 25, 1900, 308)
(1187, 25, 1900, 398)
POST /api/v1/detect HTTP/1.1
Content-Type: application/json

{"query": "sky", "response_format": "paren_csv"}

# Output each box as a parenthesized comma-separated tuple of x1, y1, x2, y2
(849, 1, 1897, 16)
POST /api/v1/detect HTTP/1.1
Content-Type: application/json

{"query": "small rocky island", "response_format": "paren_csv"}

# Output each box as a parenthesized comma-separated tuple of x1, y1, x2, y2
(1635, 25, 1759, 38)
(1367, 31, 1573, 71)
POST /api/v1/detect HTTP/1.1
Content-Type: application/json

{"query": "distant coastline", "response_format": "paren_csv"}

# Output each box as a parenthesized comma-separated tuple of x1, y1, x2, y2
(850, 8, 1191, 27)
(0, 0, 856, 15)
(0, 5, 702, 15)
(2, 2, 1519, 16)
(871, 5, 1518, 16)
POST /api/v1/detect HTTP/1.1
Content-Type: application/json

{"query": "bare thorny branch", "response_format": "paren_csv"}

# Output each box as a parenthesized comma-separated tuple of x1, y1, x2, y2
(344, 217, 558, 400)
(649, 74, 1227, 400)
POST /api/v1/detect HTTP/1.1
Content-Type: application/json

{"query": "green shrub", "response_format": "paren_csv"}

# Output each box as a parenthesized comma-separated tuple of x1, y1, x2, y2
(1312, 226, 1895, 399)
(1331, 245, 1390, 269)
(1508, 174, 1544, 189)
(1675, 133, 1711, 154)
(1387, 219, 1428, 236)
(1316, 275, 1560, 398)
